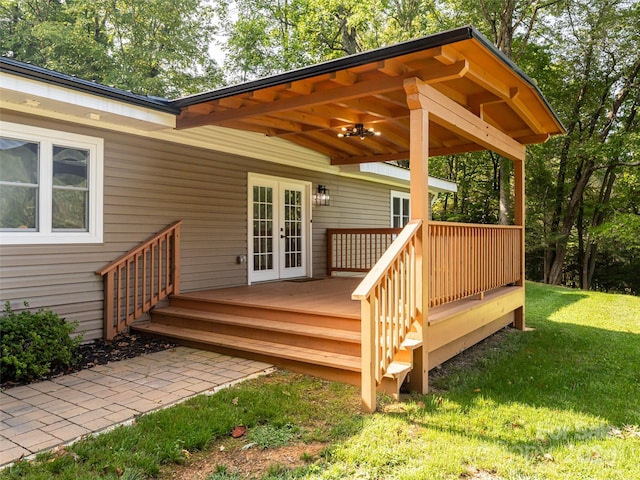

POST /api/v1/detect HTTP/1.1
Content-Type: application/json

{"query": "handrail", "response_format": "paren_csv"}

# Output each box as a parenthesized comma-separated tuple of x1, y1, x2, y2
(96, 220, 182, 340)
(328, 228, 402, 275)
(352, 219, 422, 413)
(96, 221, 182, 276)
(352, 221, 422, 300)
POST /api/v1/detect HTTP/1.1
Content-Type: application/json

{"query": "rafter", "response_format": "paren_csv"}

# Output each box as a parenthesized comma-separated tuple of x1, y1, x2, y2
(377, 59, 407, 77)
(330, 70, 358, 86)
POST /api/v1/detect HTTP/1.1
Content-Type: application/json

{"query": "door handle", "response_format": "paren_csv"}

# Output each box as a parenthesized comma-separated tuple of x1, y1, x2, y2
(280, 234, 287, 238)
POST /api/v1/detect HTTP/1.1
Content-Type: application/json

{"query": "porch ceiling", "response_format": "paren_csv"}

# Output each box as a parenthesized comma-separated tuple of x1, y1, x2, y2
(174, 27, 565, 165)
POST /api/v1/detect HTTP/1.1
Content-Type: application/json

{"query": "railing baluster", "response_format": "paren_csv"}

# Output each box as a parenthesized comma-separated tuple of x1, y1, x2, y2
(96, 221, 182, 340)
(425, 222, 522, 307)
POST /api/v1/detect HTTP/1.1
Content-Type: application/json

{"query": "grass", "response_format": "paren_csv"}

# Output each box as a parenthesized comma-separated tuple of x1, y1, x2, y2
(2, 282, 638, 479)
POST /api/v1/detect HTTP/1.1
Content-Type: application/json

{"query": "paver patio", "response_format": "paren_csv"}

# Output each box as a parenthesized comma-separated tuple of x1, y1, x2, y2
(0, 347, 274, 466)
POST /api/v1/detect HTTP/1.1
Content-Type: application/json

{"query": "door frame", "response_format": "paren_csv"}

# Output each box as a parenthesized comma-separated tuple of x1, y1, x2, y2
(247, 172, 312, 284)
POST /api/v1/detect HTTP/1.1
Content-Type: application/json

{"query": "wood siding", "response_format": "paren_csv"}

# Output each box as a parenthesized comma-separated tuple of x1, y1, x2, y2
(0, 111, 403, 340)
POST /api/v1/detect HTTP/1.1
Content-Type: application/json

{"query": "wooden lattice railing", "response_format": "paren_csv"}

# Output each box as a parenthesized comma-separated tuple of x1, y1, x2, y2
(428, 222, 522, 307)
(327, 228, 402, 275)
(352, 220, 422, 413)
(96, 221, 182, 340)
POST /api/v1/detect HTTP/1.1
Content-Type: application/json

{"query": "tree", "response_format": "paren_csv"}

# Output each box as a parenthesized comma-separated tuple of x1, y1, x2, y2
(540, 0, 640, 288)
(0, 0, 223, 97)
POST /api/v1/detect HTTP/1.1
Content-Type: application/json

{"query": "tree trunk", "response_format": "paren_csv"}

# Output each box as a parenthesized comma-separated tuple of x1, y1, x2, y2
(499, 158, 511, 224)
(547, 160, 595, 284)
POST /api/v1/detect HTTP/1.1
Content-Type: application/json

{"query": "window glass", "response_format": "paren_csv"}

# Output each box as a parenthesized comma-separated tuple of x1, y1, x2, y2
(52, 189, 87, 230)
(53, 146, 88, 188)
(0, 138, 39, 230)
(52, 146, 89, 231)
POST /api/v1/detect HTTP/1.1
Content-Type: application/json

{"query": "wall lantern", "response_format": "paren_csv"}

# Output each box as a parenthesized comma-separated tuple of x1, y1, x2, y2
(337, 123, 381, 140)
(313, 185, 330, 206)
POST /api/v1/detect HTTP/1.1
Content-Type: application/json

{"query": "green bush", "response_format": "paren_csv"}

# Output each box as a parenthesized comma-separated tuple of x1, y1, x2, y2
(0, 301, 82, 383)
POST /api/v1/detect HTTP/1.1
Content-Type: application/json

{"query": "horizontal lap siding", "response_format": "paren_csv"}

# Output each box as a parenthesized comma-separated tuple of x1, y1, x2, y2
(0, 111, 403, 340)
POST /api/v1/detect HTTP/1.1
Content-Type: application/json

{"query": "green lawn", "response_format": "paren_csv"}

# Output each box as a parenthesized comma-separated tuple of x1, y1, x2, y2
(2, 282, 639, 479)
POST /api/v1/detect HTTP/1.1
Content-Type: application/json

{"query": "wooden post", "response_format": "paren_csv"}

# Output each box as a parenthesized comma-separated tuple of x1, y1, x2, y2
(361, 297, 376, 413)
(513, 158, 525, 329)
(104, 272, 115, 341)
(404, 78, 430, 394)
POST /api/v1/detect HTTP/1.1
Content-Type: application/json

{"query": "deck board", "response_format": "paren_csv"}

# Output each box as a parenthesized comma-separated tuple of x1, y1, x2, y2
(178, 277, 362, 317)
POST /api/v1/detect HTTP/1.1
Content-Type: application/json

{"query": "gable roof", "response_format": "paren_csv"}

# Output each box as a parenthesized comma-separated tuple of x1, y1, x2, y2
(173, 26, 565, 164)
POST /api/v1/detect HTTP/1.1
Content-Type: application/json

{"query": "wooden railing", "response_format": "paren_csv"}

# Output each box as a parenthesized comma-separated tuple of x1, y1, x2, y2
(428, 222, 521, 307)
(327, 228, 402, 275)
(96, 221, 182, 340)
(352, 220, 422, 413)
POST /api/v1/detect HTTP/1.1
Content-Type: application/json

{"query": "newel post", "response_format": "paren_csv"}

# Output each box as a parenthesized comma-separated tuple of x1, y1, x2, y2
(173, 223, 182, 295)
(361, 297, 376, 413)
(404, 78, 431, 394)
(104, 271, 116, 341)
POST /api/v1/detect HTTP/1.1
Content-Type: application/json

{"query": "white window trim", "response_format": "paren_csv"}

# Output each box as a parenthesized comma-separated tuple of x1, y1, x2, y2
(0, 121, 103, 244)
(390, 190, 410, 228)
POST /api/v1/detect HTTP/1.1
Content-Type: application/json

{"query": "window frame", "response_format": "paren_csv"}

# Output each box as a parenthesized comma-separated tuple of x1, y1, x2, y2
(0, 121, 104, 245)
(390, 190, 410, 228)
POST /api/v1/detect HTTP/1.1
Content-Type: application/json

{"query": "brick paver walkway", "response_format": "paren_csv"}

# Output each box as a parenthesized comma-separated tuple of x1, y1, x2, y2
(0, 347, 274, 466)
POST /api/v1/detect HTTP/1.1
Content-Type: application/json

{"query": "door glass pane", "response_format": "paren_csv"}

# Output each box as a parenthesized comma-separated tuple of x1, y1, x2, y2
(252, 185, 274, 272)
(402, 198, 410, 226)
(283, 188, 303, 269)
(0, 138, 39, 230)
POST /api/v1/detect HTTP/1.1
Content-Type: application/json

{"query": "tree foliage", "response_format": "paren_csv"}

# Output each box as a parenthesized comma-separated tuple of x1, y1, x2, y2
(0, 0, 223, 97)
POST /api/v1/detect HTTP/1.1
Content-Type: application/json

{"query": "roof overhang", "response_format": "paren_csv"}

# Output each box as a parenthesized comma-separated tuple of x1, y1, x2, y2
(174, 26, 565, 165)
(0, 69, 176, 131)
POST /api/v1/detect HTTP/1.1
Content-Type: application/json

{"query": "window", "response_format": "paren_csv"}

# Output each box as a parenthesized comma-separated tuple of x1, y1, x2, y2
(391, 191, 410, 228)
(0, 122, 103, 244)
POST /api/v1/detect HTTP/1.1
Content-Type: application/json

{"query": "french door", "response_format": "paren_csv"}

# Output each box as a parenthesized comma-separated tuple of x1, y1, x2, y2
(248, 174, 310, 283)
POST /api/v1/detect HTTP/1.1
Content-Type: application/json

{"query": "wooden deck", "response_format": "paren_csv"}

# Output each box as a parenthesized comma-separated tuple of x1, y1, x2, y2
(132, 277, 522, 394)
(177, 277, 361, 318)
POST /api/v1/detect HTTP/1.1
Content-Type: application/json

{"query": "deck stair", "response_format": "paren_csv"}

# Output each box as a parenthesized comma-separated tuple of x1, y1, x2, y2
(131, 291, 419, 396)
(379, 336, 422, 399)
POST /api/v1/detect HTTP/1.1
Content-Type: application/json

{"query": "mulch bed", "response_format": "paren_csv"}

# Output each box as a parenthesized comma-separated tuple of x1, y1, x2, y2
(1, 332, 177, 390)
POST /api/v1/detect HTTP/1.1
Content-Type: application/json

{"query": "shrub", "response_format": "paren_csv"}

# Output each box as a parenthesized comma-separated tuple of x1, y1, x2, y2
(0, 301, 82, 383)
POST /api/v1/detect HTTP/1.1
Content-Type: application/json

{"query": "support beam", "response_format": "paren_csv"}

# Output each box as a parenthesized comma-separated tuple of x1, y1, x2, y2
(405, 97, 430, 395)
(331, 152, 410, 165)
(513, 158, 526, 330)
(404, 78, 526, 162)
(176, 76, 407, 129)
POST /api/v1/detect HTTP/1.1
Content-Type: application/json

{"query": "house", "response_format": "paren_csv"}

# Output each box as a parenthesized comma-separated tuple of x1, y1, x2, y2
(0, 26, 564, 412)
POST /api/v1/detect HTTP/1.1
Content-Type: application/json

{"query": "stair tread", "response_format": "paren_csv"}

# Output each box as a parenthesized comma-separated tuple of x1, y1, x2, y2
(133, 322, 361, 372)
(401, 338, 422, 350)
(153, 306, 360, 343)
(172, 294, 361, 320)
(384, 361, 412, 378)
